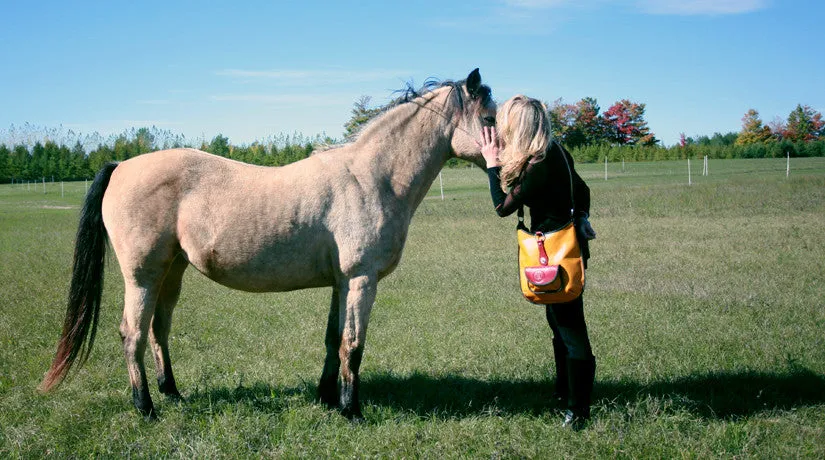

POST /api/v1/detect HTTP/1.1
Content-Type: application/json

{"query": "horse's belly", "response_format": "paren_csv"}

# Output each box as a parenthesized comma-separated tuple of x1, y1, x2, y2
(186, 241, 335, 293)
(210, 269, 333, 293)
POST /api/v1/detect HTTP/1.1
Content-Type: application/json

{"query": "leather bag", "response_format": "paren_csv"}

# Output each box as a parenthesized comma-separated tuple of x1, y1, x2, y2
(516, 145, 585, 304)
(517, 220, 584, 304)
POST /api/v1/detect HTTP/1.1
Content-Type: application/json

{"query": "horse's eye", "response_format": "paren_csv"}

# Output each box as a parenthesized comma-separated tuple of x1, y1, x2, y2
(483, 116, 496, 126)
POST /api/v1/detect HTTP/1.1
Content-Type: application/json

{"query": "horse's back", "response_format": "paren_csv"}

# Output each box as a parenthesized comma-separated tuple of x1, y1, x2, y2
(102, 148, 341, 292)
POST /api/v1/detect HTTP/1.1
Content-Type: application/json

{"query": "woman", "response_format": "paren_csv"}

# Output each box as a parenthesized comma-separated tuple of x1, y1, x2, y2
(480, 95, 597, 429)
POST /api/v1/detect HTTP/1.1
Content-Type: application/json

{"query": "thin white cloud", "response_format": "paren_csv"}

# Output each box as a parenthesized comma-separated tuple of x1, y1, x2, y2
(504, 0, 572, 7)
(430, 7, 556, 35)
(635, 0, 769, 15)
(501, 0, 769, 14)
(215, 69, 411, 85)
(211, 93, 355, 107)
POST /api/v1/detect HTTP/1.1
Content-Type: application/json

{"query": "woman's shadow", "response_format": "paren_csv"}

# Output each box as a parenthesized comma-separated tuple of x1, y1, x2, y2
(189, 366, 825, 420)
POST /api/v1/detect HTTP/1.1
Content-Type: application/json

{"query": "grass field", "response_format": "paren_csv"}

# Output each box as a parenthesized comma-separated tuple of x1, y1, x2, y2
(1, 157, 824, 457)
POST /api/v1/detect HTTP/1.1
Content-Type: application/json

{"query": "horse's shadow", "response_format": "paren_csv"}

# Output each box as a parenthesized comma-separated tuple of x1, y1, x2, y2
(184, 367, 825, 420)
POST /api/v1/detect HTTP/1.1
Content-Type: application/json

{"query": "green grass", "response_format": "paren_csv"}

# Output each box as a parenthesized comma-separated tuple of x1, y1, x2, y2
(1, 158, 824, 457)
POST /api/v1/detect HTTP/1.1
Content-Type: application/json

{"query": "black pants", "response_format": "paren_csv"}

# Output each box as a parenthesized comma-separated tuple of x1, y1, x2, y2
(545, 295, 593, 360)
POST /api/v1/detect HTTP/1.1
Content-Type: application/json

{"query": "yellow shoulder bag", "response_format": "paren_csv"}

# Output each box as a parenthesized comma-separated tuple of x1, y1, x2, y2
(516, 149, 584, 304)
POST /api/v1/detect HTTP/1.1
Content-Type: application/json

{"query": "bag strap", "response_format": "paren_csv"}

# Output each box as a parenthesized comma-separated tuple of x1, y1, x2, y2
(517, 140, 576, 230)
(558, 141, 576, 218)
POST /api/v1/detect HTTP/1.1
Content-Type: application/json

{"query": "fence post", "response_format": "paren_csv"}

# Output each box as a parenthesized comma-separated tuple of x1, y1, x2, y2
(688, 158, 691, 185)
(786, 152, 790, 178)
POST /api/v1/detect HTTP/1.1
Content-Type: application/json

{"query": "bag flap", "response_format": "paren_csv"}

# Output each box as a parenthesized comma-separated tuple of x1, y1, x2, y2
(524, 265, 559, 286)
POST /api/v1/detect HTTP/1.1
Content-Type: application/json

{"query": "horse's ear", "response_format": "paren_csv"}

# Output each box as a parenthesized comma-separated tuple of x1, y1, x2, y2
(466, 68, 481, 99)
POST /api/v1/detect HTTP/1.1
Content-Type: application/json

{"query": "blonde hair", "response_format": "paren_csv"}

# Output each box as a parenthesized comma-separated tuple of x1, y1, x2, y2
(496, 95, 552, 190)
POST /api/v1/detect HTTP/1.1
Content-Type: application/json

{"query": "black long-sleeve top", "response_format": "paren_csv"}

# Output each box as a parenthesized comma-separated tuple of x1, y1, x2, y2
(486, 140, 591, 233)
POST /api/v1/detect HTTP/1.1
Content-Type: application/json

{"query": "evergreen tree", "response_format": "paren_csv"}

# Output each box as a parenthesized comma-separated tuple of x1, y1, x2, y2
(784, 104, 824, 142)
(344, 96, 382, 140)
(70, 141, 88, 179)
(0, 144, 10, 181)
(12, 145, 29, 179)
(88, 144, 113, 174)
(207, 134, 231, 157)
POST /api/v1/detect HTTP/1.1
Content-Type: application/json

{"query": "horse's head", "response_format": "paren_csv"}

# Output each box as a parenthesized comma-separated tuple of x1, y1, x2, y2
(450, 68, 496, 168)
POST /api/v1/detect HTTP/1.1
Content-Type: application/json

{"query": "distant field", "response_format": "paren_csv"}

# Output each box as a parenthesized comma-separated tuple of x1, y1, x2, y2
(1, 157, 824, 457)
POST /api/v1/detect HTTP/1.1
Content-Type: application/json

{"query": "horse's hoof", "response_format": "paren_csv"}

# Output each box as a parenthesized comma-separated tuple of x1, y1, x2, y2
(346, 413, 365, 424)
(341, 408, 364, 423)
(133, 388, 156, 419)
(317, 384, 338, 408)
(162, 390, 183, 401)
(137, 406, 157, 421)
(319, 397, 339, 410)
(158, 376, 181, 399)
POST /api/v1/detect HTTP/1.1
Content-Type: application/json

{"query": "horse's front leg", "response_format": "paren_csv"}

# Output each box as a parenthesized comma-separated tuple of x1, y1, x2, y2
(338, 274, 377, 421)
(318, 288, 340, 408)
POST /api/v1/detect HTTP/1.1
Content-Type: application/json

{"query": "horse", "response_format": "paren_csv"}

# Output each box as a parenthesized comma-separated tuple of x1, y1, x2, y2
(40, 69, 496, 420)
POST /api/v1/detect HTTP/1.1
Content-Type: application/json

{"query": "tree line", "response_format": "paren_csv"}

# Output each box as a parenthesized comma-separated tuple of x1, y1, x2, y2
(0, 126, 327, 183)
(2, 99, 823, 183)
(346, 95, 825, 163)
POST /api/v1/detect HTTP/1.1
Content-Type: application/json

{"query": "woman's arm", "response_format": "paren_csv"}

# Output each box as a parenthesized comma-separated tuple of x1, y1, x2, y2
(481, 126, 528, 217)
(486, 167, 524, 217)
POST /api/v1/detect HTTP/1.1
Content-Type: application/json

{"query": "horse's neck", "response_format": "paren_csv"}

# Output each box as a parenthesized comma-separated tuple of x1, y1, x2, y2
(353, 93, 454, 212)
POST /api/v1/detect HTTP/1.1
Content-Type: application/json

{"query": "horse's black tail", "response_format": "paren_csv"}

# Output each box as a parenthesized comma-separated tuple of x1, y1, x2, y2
(40, 162, 118, 392)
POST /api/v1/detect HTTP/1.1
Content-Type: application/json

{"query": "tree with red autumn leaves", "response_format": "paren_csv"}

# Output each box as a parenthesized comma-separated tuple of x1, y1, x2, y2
(602, 99, 657, 146)
(548, 97, 655, 147)
(737, 104, 823, 143)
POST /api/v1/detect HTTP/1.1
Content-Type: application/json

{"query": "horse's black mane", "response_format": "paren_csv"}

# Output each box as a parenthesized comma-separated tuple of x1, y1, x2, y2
(322, 76, 492, 147)
(388, 77, 492, 113)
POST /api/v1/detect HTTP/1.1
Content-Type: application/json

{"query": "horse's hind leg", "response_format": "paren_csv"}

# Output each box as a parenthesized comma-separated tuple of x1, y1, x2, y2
(337, 274, 377, 420)
(318, 288, 341, 408)
(120, 275, 162, 417)
(149, 254, 188, 399)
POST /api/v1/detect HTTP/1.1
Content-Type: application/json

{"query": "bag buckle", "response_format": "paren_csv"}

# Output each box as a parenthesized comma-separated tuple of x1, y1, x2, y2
(535, 232, 548, 265)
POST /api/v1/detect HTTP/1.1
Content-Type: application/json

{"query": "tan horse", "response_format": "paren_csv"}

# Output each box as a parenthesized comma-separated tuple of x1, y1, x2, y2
(40, 69, 495, 419)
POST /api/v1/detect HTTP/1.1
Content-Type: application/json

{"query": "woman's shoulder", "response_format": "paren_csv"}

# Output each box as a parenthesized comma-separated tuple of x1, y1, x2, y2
(526, 144, 559, 171)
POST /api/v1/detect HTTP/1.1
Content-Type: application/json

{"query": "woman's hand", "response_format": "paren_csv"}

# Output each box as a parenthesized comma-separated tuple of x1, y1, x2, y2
(480, 126, 501, 169)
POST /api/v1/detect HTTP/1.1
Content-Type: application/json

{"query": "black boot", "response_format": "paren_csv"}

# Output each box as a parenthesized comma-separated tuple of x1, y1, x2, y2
(563, 356, 595, 431)
(551, 338, 568, 404)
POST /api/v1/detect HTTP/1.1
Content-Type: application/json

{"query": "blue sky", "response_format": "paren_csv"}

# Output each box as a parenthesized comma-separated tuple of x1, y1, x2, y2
(1, 0, 822, 146)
